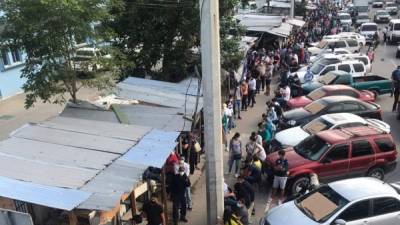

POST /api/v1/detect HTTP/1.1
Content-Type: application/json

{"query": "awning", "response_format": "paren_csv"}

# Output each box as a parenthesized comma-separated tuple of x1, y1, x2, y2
(235, 14, 282, 29)
(286, 18, 306, 27)
(266, 22, 293, 37)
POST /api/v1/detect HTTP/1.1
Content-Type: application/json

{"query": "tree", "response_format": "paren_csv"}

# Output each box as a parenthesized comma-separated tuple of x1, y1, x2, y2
(105, 0, 244, 82)
(0, 0, 113, 108)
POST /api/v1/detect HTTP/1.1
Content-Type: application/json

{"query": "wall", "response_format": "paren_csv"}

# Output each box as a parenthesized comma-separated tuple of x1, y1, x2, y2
(0, 65, 26, 100)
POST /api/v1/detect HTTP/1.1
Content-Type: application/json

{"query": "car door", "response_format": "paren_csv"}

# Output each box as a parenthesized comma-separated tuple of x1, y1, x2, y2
(334, 199, 372, 225)
(348, 139, 376, 177)
(338, 64, 352, 74)
(352, 63, 366, 76)
(355, 102, 379, 118)
(341, 102, 362, 115)
(325, 103, 344, 114)
(369, 197, 400, 225)
(315, 144, 350, 182)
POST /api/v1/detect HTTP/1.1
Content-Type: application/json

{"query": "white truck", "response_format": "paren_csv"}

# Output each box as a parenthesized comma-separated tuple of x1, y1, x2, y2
(353, 0, 369, 12)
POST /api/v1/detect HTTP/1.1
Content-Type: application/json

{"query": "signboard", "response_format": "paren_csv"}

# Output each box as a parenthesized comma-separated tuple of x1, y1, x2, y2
(0, 208, 34, 225)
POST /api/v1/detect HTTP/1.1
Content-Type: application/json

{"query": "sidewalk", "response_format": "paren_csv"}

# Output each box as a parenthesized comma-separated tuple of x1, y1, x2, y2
(0, 88, 100, 140)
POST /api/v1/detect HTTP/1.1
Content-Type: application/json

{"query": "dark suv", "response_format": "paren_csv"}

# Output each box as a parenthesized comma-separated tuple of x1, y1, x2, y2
(267, 126, 397, 194)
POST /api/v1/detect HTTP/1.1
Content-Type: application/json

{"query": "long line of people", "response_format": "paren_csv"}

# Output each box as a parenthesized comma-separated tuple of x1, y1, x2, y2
(222, 1, 341, 224)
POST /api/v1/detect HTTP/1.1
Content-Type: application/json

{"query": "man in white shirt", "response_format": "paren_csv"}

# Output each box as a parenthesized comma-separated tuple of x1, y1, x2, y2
(248, 76, 257, 107)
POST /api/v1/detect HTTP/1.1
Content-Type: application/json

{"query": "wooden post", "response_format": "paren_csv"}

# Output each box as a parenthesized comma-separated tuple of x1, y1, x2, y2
(161, 167, 169, 223)
(68, 211, 78, 225)
(130, 192, 137, 224)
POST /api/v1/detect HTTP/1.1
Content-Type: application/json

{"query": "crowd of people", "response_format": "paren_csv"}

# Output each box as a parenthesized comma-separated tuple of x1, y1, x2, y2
(222, 2, 343, 225)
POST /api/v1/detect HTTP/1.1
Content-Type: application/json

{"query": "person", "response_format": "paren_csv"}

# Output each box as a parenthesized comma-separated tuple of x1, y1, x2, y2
(276, 83, 291, 108)
(223, 207, 244, 225)
(174, 157, 192, 210)
(304, 66, 314, 83)
(234, 85, 242, 119)
(171, 167, 191, 225)
(265, 60, 273, 96)
(248, 75, 257, 107)
(383, 26, 388, 43)
(373, 31, 380, 50)
(240, 81, 248, 111)
(142, 194, 166, 225)
(226, 99, 235, 131)
(392, 66, 400, 111)
(228, 133, 243, 177)
(246, 135, 266, 162)
(235, 176, 255, 223)
(271, 150, 289, 205)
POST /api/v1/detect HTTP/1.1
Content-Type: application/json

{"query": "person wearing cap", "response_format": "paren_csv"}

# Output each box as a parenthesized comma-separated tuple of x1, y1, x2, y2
(142, 193, 166, 225)
(171, 166, 191, 224)
(174, 157, 192, 210)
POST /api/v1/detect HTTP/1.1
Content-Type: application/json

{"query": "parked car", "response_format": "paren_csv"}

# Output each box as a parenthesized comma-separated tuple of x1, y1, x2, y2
(355, 13, 371, 27)
(295, 59, 366, 83)
(308, 39, 360, 56)
(308, 53, 371, 72)
(385, 2, 398, 15)
(287, 85, 375, 109)
(301, 71, 393, 96)
(323, 32, 366, 47)
(374, 10, 391, 23)
(267, 126, 397, 194)
(359, 22, 378, 43)
(72, 47, 111, 73)
(273, 113, 390, 148)
(279, 96, 382, 129)
(387, 19, 400, 44)
(259, 177, 400, 225)
(372, 0, 384, 8)
(338, 12, 353, 26)
(309, 48, 352, 63)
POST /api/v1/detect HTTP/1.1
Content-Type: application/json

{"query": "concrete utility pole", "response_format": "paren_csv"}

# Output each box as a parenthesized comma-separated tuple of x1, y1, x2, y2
(290, 0, 295, 18)
(200, 0, 224, 223)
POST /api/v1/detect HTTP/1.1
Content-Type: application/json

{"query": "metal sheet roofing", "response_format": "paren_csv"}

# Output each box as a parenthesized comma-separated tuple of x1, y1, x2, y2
(121, 129, 180, 168)
(0, 176, 91, 211)
(116, 77, 203, 117)
(0, 117, 178, 211)
(0, 209, 34, 225)
(118, 104, 192, 131)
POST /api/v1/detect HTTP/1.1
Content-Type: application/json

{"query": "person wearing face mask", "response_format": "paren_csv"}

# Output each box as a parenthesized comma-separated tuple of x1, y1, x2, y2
(171, 166, 191, 225)
(174, 157, 192, 211)
(142, 193, 166, 225)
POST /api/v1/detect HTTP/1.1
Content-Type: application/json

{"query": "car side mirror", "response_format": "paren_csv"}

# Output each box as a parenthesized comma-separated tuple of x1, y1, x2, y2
(322, 158, 332, 164)
(333, 219, 346, 225)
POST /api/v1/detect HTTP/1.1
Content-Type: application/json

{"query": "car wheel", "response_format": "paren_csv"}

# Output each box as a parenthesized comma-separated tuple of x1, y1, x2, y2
(291, 176, 310, 195)
(367, 167, 385, 180)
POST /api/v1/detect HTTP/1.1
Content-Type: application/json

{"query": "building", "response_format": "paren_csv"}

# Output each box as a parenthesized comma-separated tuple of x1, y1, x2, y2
(0, 49, 26, 100)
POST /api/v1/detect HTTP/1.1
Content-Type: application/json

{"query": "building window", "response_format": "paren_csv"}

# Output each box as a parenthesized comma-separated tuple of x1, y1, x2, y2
(11, 50, 21, 63)
(1, 50, 9, 66)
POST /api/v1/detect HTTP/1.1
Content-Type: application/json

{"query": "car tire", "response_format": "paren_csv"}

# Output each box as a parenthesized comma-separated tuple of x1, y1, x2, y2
(367, 167, 385, 180)
(291, 176, 310, 195)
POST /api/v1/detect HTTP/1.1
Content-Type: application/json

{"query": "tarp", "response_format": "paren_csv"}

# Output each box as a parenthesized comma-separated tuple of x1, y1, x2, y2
(266, 22, 293, 37)
(235, 14, 282, 29)
(286, 18, 306, 27)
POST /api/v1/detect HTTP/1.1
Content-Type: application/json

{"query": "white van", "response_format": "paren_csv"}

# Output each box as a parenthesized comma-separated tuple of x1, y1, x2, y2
(308, 39, 360, 55)
(323, 32, 366, 46)
(294, 59, 366, 83)
(387, 19, 400, 44)
(359, 22, 378, 43)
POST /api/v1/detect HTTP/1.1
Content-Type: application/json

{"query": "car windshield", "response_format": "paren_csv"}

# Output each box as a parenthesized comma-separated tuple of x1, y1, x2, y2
(302, 117, 334, 134)
(315, 41, 328, 49)
(394, 23, 400, 30)
(361, 24, 377, 31)
(295, 185, 349, 223)
(387, 3, 396, 7)
(311, 63, 326, 74)
(304, 100, 327, 114)
(318, 73, 337, 85)
(294, 135, 330, 161)
(377, 11, 389, 16)
(357, 15, 369, 19)
(339, 14, 351, 20)
(307, 89, 327, 101)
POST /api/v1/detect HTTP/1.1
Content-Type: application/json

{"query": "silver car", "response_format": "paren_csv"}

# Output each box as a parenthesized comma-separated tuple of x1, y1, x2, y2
(260, 177, 400, 225)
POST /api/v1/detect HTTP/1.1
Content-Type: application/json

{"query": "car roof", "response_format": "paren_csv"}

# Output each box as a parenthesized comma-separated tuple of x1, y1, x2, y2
(329, 177, 398, 202)
(321, 113, 366, 125)
(317, 126, 385, 144)
(321, 84, 357, 92)
(361, 22, 378, 26)
(338, 12, 350, 16)
(376, 9, 389, 13)
(390, 19, 400, 23)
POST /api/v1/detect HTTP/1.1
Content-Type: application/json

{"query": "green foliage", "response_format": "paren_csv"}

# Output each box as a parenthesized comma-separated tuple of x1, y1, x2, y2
(0, 0, 113, 108)
(105, 0, 245, 81)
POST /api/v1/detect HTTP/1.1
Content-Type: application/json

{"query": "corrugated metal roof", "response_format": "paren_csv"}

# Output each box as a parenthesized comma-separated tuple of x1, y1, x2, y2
(0, 176, 91, 211)
(0, 117, 178, 211)
(118, 104, 192, 131)
(116, 77, 203, 117)
(12, 124, 136, 154)
(121, 129, 180, 168)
